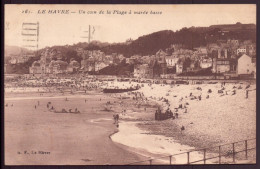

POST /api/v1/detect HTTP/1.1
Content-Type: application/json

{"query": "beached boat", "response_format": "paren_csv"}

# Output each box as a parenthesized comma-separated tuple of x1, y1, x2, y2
(103, 87, 139, 93)
(53, 109, 80, 114)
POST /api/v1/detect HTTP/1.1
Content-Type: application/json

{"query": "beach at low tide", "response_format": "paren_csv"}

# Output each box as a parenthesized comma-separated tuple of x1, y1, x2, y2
(4, 80, 256, 164)
(4, 91, 148, 165)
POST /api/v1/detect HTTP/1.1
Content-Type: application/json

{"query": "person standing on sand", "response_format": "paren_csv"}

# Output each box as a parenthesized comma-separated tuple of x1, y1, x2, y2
(181, 125, 185, 133)
(35, 105, 37, 109)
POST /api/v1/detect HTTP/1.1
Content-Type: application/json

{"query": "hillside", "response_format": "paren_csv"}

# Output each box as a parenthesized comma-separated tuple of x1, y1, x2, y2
(86, 23, 256, 57)
(5, 23, 256, 74)
(209, 22, 256, 31)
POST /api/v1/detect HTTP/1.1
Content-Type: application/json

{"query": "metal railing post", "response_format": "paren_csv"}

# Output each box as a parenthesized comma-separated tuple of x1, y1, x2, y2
(187, 152, 190, 164)
(232, 143, 235, 163)
(245, 140, 248, 160)
(218, 146, 221, 164)
(203, 149, 206, 164)
(124, 138, 255, 165)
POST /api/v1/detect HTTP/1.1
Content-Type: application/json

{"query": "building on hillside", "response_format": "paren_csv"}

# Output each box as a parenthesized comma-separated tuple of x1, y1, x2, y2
(156, 49, 167, 58)
(243, 40, 252, 45)
(212, 58, 230, 73)
(195, 47, 208, 55)
(9, 57, 18, 64)
(134, 64, 150, 78)
(227, 39, 239, 46)
(237, 54, 256, 75)
(126, 58, 135, 65)
(129, 55, 142, 64)
(67, 60, 80, 73)
(165, 56, 179, 68)
(95, 61, 109, 72)
(29, 48, 67, 75)
(140, 55, 151, 64)
(76, 47, 84, 55)
(49, 60, 68, 74)
(247, 44, 256, 56)
(176, 63, 183, 74)
(187, 61, 196, 72)
(117, 54, 126, 62)
(200, 58, 213, 69)
(218, 48, 229, 58)
(211, 45, 237, 74)
(157, 55, 167, 75)
(81, 56, 96, 72)
(149, 59, 162, 78)
(29, 61, 42, 74)
(237, 47, 247, 55)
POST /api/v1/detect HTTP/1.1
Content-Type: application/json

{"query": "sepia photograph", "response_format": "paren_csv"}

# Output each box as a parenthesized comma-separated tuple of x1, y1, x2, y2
(4, 4, 256, 165)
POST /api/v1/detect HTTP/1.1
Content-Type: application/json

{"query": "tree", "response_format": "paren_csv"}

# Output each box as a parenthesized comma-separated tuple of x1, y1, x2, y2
(64, 50, 81, 63)
(183, 57, 191, 71)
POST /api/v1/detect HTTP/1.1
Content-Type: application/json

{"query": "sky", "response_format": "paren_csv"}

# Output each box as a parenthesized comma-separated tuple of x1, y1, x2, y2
(5, 4, 256, 50)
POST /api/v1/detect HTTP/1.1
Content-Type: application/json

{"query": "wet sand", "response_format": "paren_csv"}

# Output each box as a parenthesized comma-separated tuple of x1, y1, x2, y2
(5, 92, 145, 165)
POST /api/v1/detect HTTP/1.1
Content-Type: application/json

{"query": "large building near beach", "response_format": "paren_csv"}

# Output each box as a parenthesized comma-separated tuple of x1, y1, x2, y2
(237, 54, 256, 75)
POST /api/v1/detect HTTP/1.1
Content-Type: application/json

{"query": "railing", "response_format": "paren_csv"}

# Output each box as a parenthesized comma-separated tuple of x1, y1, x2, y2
(126, 138, 256, 165)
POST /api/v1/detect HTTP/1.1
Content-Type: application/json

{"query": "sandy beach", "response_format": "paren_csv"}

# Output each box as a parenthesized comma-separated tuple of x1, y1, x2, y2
(109, 81, 256, 164)
(4, 80, 256, 165)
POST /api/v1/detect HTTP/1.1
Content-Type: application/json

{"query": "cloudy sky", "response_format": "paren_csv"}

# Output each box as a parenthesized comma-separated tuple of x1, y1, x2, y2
(5, 4, 256, 50)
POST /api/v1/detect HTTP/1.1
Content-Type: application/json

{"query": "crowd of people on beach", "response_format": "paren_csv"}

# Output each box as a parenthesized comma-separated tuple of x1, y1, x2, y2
(112, 80, 255, 133)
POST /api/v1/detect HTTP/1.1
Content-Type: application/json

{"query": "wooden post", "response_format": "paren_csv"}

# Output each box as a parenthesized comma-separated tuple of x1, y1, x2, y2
(187, 152, 190, 164)
(218, 146, 221, 164)
(232, 143, 235, 163)
(245, 140, 248, 160)
(169, 155, 172, 165)
(203, 149, 206, 164)
(149, 159, 152, 165)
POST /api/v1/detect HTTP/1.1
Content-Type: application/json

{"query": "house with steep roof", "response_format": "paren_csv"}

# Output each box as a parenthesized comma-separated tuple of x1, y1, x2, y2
(148, 59, 162, 78)
(165, 56, 179, 68)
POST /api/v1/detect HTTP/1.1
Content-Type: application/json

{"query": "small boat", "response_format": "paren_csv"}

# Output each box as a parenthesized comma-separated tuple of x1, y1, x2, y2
(54, 109, 80, 114)
(103, 87, 139, 93)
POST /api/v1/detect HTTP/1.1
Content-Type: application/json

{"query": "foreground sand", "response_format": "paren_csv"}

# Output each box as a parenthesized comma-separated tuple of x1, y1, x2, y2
(5, 92, 145, 165)
(110, 81, 256, 164)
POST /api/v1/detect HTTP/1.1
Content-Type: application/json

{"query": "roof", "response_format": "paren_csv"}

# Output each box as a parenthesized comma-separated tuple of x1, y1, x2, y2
(32, 61, 40, 67)
(238, 54, 250, 60)
(49, 60, 68, 67)
(156, 49, 167, 56)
